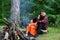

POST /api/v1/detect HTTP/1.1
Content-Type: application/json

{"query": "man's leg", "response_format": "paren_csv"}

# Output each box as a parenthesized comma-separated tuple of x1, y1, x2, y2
(37, 23, 43, 34)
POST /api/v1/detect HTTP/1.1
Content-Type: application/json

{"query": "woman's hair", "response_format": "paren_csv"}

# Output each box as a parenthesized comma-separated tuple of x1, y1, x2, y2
(33, 18, 37, 23)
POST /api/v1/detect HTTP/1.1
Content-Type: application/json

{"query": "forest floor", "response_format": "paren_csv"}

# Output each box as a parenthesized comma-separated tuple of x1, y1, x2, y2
(0, 26, 60, 40)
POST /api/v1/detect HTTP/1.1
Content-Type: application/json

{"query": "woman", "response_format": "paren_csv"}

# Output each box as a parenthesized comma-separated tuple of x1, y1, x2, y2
(26, 19, 37, 37)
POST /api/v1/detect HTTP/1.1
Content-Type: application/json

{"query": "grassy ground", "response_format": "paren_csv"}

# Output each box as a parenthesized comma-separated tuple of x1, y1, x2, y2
(37, 27, 60, 40)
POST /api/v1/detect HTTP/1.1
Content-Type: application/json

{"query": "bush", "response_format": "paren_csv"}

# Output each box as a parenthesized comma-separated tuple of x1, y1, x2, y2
(48, 14, 60, 27)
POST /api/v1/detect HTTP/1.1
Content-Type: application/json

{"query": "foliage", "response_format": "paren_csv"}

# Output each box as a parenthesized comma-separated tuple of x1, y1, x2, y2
(0, 0, 60, 27)
(0, 0, 11, 25)
(31, 0, 60, 27)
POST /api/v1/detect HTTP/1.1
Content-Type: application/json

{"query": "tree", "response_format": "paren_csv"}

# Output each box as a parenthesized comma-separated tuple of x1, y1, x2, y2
(31, 0, 60, 27)
(11, 0, 20, 24)
(10, 0, 20, 39)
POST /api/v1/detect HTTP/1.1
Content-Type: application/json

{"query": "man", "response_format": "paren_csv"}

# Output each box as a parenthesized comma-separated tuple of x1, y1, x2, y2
(37, 11, 48, 34)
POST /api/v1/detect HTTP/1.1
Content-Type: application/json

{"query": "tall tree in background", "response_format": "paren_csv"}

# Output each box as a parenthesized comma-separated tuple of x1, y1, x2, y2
(11, 0, 20, 24)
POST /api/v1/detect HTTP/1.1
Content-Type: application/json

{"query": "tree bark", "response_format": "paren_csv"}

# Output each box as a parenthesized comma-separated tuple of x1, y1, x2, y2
(11, 0, 20, 30)
(11, 0, 20, 39)
(11, 0, 20, 24)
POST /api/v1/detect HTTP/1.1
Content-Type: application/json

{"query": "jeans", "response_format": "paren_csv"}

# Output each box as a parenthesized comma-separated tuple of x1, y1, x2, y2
(37, 23, 46, 33)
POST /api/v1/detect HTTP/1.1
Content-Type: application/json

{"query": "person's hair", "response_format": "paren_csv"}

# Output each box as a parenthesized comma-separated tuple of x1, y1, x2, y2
(41, 11, 46, 16)
(33, 18, 37, 23)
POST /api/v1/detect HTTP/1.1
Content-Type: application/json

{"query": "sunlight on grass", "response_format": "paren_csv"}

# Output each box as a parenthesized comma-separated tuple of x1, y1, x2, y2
(38, 27, 60, 40)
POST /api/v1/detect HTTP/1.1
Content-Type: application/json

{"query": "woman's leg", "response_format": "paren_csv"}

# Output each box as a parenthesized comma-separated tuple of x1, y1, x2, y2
(26, 31, 29, 37)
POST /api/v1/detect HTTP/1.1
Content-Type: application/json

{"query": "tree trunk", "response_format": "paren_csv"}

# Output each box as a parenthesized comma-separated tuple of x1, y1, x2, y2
(11, 0, 20, 30)
(11, 0, 20, 24)
(11, 0, 20, 39)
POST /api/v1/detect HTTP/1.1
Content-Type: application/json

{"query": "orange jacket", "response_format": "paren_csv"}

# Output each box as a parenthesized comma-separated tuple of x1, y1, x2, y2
(26, 22, 37, 36)
(30, 22, 37, 36)
(26, 22, 32, 32)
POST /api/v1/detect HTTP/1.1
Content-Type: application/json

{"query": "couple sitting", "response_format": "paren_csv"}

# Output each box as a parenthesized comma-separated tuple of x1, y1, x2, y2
(26, 11, 48, 37)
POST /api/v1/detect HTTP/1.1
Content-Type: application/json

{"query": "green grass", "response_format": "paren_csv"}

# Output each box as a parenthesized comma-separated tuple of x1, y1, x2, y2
(38, 27, 60, 40)
(0, 26, 6, 31)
